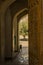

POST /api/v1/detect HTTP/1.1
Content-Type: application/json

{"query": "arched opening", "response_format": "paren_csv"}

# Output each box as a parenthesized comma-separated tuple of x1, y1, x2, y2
(4, 0, 28, 61)
(18, 14, 29, 64)
(12, 13, 29, 64)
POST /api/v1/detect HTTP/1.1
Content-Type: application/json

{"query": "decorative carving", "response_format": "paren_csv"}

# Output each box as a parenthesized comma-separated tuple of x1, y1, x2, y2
(28, 0, 39, 11)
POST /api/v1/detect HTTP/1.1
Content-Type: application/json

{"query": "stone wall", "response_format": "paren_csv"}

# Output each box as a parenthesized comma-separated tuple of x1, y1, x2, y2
(0, 0, 16, 61)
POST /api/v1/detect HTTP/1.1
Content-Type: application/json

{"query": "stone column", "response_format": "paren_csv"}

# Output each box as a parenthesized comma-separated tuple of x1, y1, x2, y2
(28, 0, 41, 65)
(40, 0, 43, 65)
(0, 9, 5, 62)
(0, 8, 1, 62)
(5, 8, 12, 59)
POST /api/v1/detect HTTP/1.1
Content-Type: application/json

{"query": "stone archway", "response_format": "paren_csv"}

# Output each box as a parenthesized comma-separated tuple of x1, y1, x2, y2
(17, 11, 28, 52)
(0, 0, 42, 65)
(4, 0, 28, 60)
(12, 9, 28, 53)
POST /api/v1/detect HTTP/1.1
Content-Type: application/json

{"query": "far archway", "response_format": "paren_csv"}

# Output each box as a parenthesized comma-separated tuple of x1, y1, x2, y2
(17, 14, 29, 64)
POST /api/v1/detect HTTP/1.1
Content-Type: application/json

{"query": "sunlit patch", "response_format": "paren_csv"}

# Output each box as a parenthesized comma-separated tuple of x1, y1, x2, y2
(16, 47, 29, 64)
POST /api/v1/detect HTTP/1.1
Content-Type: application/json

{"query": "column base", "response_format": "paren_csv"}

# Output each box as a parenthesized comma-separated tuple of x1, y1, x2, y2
(5, 57, 12, 61)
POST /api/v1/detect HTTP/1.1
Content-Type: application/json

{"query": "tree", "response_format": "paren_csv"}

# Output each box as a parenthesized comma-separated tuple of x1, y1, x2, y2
(19, 21, 28, 39)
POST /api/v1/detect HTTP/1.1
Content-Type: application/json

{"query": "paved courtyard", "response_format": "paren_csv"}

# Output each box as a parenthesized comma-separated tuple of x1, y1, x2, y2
(0, 36, 29, 65)
(4, 47, 29, 65)
(1, 46, 29, 65)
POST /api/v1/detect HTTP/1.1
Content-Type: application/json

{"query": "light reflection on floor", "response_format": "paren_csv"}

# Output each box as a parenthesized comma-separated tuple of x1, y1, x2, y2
(13, 47, 29, 65)
(2, 47, 29, 65)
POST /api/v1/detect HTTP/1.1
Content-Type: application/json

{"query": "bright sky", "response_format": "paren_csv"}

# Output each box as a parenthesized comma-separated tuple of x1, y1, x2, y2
(20, 14, 28, 23)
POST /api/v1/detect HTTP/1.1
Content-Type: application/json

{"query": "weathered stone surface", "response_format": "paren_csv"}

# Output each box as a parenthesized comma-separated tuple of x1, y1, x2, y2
(5, 8, 12, 58)
(28, 0, 42, 65)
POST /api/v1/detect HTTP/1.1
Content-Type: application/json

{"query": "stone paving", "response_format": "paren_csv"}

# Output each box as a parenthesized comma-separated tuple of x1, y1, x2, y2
(0, 47, 29, 65)
(13, 47, 29, 65)
(0, 40, 29, 65)
(0, 47, 28, 65)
